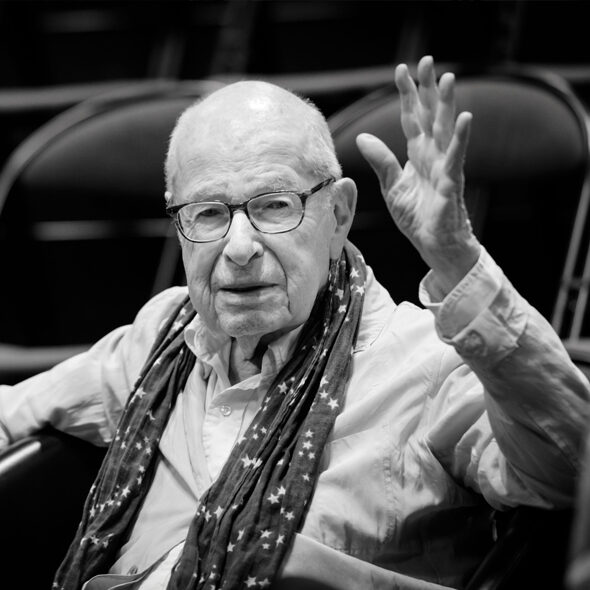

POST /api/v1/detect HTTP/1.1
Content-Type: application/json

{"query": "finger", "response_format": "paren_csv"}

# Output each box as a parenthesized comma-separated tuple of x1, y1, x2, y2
(395, 64, 422, 140)
(356, 133, 403, 193)
(444, 111, 472, 182)
(433, 72, 456, 151)
(417, 55, 437, 135)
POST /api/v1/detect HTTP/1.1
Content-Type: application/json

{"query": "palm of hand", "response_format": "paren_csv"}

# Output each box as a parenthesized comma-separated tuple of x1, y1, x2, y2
(386, 134, 467, 255)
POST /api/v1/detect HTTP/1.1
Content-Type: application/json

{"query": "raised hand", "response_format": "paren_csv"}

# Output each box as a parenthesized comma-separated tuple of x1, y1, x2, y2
(356, 56, 481, 294)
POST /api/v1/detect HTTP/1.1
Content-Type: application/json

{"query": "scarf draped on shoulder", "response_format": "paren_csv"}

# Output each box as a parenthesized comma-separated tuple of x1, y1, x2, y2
(54, 241, 367, 590)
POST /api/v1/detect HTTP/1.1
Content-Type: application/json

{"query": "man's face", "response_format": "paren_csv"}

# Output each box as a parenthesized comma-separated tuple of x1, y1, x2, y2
(172, 103, 351, 347)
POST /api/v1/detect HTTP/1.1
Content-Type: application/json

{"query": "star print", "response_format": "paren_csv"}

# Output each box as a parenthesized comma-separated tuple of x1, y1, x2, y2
(121, 486, 130, 498)
(320, 348, 328, 358)
(278, 382, 288, 394)
(172, 320, 184, 332)
(350, 268, 359, 278)
(302, 474, 311, 482)
(259, 579, 271, 588)
(227, 542, 235, 552)
(276, 534, 285, 545)
(137, 476, 143, 485)
(260, 530, 272, 539)
(303, 440, 312, 450)
(277, 486, 286, 495)
(262, 543, 270, 550)
(336, 288, 344, 299)
(238, 529, 245, 540)
(267, 493, 279, 504)
(145, 446, 152, 455)
(147, 411, 155, 421)
(246, 577, 257, 588)
(328, 398, 339, 410)
(138, 465, 146, 473)
(214, 505, 224, 518)
(308, 452, 316, 460)
(252, 433, 259, 440)
(338, 305, 347, 313)
(320, 376, 329, 387)
(121, 441, 127, 449)
(304, 430, 313, 438)
(135, 442, 142, 450)
(241, 455, 255, 468)
(277, 458, 284, 466)
(89, 507, 96, 518)
(284, 511, 295, 520)
(353, 284, 365, 295)
(319, 390, 329, 399)
(204, 510, 211, 522)
(260, 427, 267, 434)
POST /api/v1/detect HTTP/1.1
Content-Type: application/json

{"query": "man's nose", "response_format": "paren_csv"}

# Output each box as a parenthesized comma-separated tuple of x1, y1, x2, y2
(222, 211, 263, 266)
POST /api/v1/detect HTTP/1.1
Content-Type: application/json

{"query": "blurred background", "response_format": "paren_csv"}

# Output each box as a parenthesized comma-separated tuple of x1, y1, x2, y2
(1, 0, 590, 379)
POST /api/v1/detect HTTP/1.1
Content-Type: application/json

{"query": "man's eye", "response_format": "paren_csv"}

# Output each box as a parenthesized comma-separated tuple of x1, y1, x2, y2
(263, 198, 293, 210)
(198, 207, 223, 218)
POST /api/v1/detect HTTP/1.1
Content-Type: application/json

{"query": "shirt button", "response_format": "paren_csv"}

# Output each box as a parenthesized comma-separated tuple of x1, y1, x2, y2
(219, 404, 232, 417)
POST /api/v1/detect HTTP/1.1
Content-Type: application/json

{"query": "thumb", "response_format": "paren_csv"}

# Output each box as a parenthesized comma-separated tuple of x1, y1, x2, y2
(356, 133, 403, 193)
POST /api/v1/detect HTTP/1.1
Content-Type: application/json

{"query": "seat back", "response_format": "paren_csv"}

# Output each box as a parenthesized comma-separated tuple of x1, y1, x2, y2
(329, 68, 590, 316)
(0, 81, 222, 347)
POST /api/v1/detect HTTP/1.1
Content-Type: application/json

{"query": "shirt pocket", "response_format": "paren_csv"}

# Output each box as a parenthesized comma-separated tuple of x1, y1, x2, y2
(298, 423, 395, 560)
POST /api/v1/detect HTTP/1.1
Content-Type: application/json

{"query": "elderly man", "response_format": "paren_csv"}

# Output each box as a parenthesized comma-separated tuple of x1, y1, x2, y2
(1, 57, 589, 590)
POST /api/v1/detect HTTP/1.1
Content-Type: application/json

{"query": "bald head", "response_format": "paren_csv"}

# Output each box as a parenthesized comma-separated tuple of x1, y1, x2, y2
(165, 81, 341, 198)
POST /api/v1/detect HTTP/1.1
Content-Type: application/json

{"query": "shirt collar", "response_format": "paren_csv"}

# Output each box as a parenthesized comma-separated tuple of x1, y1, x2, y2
(184, 313, 304, 381)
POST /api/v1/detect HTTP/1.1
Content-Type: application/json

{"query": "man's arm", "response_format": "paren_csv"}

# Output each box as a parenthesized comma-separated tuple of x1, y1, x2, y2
(0, 286, 188, 449)
(356, 56, 590, 507)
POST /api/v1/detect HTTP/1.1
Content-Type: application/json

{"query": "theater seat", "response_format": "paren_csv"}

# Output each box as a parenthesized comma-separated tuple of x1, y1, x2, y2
(329, 66, 590, 324)
(0, 80, 222, 382)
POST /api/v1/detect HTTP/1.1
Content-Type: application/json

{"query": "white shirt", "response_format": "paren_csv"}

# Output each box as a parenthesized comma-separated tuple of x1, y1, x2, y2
(1, 247, 588, 589)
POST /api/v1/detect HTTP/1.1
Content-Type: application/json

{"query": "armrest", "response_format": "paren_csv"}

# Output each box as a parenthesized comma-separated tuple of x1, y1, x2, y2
(0, 427, 106, 588)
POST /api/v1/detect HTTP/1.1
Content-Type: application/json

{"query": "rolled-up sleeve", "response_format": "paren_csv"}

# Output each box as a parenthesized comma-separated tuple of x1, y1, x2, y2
(420, 247, 590, 509)
(0, 286, 188, 448)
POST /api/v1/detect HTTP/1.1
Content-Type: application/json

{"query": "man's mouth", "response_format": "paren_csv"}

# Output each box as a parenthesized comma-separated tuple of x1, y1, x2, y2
(221, 283, 274, 293)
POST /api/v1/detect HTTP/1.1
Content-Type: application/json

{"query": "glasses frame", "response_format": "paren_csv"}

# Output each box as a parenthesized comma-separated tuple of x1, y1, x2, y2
(166, 177, 335, 243)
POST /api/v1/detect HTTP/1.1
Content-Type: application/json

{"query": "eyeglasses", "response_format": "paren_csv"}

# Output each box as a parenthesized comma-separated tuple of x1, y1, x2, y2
(166, 177, 335, 243)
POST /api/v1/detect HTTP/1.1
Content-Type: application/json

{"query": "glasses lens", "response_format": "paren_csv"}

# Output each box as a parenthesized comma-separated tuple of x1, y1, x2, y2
(248, 192, 303, 233)
(178, 202, 230, 241)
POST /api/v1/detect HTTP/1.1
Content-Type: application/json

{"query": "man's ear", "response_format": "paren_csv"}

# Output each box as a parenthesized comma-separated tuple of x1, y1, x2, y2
(330, 177, 357, 259)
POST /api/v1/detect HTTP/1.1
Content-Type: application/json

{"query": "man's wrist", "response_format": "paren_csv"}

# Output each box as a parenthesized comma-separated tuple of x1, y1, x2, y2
(425, 240, 482, 296)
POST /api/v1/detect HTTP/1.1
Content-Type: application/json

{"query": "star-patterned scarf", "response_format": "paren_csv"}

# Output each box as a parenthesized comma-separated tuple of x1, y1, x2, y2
(53, 241, 367, 590)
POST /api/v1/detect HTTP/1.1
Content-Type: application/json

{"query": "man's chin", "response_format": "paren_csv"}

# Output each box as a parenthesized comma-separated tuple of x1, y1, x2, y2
(218, 310, 293, 342)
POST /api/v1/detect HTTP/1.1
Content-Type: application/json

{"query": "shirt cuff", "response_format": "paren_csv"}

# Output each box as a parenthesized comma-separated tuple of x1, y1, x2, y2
(419, 246, 528, 365)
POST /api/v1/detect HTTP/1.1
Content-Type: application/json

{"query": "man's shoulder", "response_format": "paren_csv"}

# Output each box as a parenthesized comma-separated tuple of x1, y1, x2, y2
(129, 286, 190, 338)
